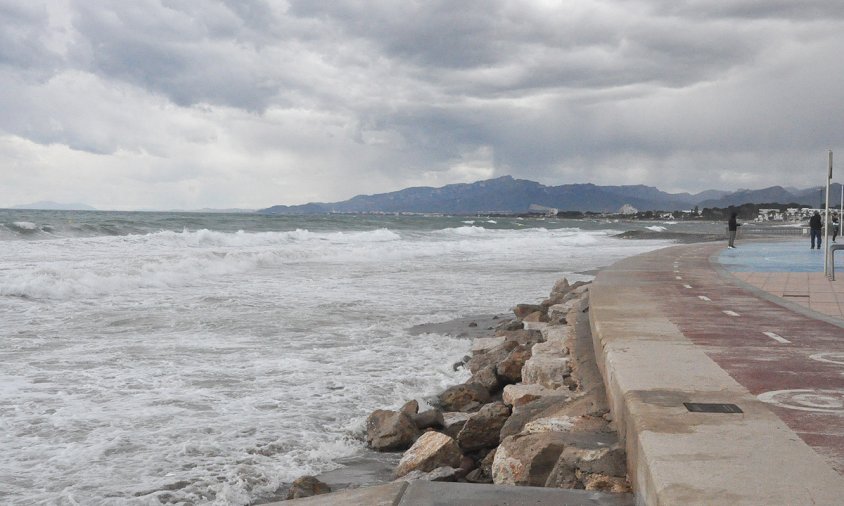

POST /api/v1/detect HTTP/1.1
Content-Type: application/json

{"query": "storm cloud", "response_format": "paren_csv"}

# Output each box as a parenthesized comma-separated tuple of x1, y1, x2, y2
(1, 0, 843, 209)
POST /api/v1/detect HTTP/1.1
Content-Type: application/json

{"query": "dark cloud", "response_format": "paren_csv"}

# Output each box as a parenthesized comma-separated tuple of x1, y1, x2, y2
(1, 0, 843, 208)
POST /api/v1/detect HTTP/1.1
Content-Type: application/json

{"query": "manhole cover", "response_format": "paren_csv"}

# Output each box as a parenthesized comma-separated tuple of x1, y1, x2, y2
(683, 402, 743, 413)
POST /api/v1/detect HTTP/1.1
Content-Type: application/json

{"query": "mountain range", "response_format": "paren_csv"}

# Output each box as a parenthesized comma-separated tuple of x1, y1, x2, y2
(260, 176, 843, 215)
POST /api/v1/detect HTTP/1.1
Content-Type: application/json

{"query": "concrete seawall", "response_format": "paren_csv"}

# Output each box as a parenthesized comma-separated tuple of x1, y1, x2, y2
(589, 242, 844, 505)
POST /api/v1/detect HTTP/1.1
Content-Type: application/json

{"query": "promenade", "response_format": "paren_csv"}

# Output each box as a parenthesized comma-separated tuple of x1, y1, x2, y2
(590, 239, 844, 504)
(283, 238, 844, 505)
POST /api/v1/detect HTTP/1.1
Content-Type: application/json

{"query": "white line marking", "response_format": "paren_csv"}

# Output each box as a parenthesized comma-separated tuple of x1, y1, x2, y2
(698, 296, 711, 301)
(723, 310, 740, 317)
(763, 331, 790, 344)
(676, 276, 682, 280)
(683, 284, 692, 289)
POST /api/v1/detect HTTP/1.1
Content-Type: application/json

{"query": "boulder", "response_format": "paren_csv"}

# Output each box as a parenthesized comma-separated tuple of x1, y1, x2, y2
(545, 437, 626, 488)
(496, 319, 524, 331)
(442, 412, 472, 439)
(521, 355, 571, 390)
(551, 278, 570, 295)
(532, 337, 567, 357)
(285, 476, 330, 500)
(502, 384, 565, 408)
(395, 466, 460, 482)
(471, 336, 506, 354)
(401, 399, 419, 415)
(466, 340, 519, 374)
(464, 448, 496, 484)
(412, 409, 444, 430)
(456, 402, 511, 451)
(492, 432, 569, 486)
(366, 409, 421, 451)
(494, 329, 544, 347)
(513, 304, 543, 319)
(495, 346, 531, 384)
(437, 383, 491, 412)
(500, 394, 607, 439)
(548, 301, 577, 321)
(581, 472, 631, 493)
(467, 365, 500, 393)
(540, 326, 571, 353)
(523, 311, 550, 323)
(394, 431, 463, 478)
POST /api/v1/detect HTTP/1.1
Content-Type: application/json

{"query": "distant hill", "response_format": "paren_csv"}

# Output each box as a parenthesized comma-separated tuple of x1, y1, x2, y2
(698, 184, 841, 209)
(260, 176, 840, 215)
(11, 201, 97, 211)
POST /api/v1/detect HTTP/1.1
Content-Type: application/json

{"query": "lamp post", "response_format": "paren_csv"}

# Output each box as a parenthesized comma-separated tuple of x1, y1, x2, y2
(824, 150, 832, 276)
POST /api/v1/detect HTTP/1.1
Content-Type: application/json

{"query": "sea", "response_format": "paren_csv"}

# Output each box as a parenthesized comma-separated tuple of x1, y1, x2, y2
(0, 210, 702, 505)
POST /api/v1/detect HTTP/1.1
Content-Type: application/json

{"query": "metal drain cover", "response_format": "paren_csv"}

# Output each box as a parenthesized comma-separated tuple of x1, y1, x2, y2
(683, 402, 743, 413)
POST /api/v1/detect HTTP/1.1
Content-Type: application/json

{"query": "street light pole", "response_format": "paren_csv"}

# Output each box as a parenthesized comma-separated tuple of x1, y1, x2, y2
(824, 150, 832, 276)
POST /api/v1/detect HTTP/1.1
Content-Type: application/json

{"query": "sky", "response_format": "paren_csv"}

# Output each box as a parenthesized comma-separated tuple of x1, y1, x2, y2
(1, 0, 844, 210)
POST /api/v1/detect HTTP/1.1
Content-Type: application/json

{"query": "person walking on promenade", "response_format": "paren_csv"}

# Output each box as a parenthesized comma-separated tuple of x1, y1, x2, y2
(810, 211, 823, 249)
(833, 212, 840, 242)
(727, 212, 740, 249)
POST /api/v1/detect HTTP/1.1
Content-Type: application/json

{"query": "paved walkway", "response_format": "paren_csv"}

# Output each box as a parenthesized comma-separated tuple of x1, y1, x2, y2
(590, 240, 844, 505)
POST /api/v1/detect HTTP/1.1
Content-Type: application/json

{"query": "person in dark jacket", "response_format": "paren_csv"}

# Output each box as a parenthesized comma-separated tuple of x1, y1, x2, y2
(727, 212, 740, 248)
(833, 212, 840, 243)
(809, 211, 823, 249)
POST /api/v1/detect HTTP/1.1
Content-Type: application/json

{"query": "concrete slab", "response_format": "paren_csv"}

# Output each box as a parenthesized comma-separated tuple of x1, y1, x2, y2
(590, 242, 844, 505)
(271, 482, 407, 505)
(396, 481, 633, 506)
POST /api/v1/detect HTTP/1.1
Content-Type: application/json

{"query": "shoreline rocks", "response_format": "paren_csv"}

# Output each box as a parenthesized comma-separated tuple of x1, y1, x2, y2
(285, 277, 631, 500)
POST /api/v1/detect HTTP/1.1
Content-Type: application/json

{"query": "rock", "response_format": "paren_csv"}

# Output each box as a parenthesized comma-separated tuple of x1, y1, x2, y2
(366, 409, 421, 451)
(442, 412, 472, 439)
(492, 432, 569, 486)
(464, 468, 491, 484)
(437, 383, 491, 412)
(502, 384, 564, 408)
(541, 325, 571, 349)
(468, 321, 478, 327)
(521, 355, 571, 389)
(396, 466, 460, 482)
(467, 365, 500, 393)
(545, 438, 625, 489)
(285, 476, 330, 500)
(513, 304, 543, 319)
(548, 301, 577, 321)
(494, 329, 544, 347)
(523, 311, 550, 323)
(581, 472, 631, 493)
(401, 400, 419, 415)
(551, 278, 570, 295)
(500, 394, 607, 439)
(394, 431, 463, 478)
(495, 346, 531, 384)
(465, 448, 497, 483)
(411, 409, 444, 430)
(456, 402, 511, 451)
(496, 319, 524, 331)
(466, 340, 519, 374)
(532, 336, 567, 357)
(471, 336, 506, 354)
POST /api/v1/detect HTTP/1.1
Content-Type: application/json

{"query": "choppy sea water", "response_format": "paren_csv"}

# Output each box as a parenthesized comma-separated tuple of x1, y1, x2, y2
(1, 210, 676, 505)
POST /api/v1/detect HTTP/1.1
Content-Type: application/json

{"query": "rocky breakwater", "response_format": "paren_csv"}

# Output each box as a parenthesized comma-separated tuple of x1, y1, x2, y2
(282, 278, 630, 501)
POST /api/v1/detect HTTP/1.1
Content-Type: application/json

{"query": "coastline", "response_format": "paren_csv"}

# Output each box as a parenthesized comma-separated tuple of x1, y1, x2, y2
(274, 276, 634, 503)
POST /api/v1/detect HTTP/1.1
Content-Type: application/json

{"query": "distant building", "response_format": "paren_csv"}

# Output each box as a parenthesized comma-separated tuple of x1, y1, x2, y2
(617, 204, 638, 215)
(528, 204, 559, 216)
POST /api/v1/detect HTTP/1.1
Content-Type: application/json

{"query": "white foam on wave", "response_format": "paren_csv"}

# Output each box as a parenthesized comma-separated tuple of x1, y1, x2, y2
(12, 221, 38, 230)
(646, 225, 667, 232)
(0, 227, 609, 300)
